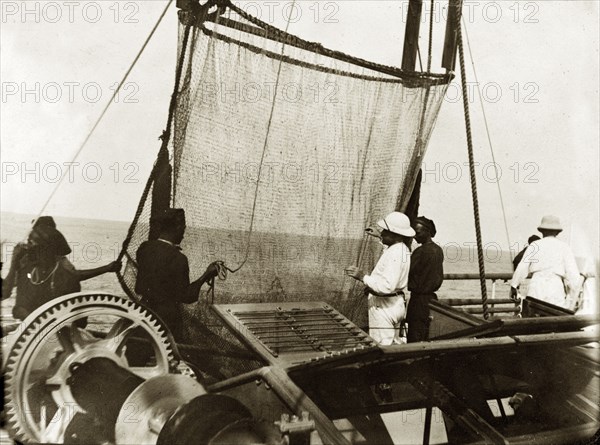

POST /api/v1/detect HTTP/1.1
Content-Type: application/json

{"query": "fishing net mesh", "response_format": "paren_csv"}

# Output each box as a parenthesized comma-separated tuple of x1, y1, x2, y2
(119, 9, 449, 377)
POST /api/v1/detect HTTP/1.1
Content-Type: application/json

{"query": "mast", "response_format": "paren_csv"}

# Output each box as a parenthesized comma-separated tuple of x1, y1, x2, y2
(402, 0, 424, 71)
(442, 0, 463, 72)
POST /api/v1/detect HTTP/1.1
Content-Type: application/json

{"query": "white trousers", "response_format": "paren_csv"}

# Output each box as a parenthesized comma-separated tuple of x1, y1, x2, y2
(528, 272, 569, 308)
(368, 294, 406, 345)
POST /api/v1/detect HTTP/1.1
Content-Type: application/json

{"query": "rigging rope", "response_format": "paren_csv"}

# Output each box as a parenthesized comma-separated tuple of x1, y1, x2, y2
(458, 23, 489, 319)
(462, 19, 513, 259)
(29, 0, 174, 235)
(225, 0, 297, 274)
(427, 0, 435, 72)
(413, 0, 435, 76)
(116, 20, 193, 268)
(412, 0, 436, 160)
(417, 47, 424, 72)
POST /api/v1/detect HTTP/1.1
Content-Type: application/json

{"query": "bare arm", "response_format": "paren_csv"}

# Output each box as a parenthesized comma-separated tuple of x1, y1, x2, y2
(75, 260, 121, 282)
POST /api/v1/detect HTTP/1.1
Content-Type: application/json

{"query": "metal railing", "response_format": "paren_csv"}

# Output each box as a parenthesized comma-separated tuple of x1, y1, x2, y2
(440, 273, 518, 317)
(441, 272, 595, 318)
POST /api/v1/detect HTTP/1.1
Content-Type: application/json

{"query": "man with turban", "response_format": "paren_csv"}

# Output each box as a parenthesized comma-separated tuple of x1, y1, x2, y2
(2, 216, 120, 320)
(407, 216, 444, 342)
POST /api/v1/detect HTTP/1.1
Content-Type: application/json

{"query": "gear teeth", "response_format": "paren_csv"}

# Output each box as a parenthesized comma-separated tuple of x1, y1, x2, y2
(3, 292, 174, 442)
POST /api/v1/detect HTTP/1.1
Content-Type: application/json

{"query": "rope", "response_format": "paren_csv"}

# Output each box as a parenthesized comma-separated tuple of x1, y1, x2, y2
(458, 23, 489, 319)
(403, 0, 437, 189)
(220, 0, 449, 84)
(462, 19, 513, 258)
(206, 261, 228, 304)
(417, 47, 424, 72)
(225, 0, 297, 274)
(427, 0, 435, 72)
(29, 0, 174, 236)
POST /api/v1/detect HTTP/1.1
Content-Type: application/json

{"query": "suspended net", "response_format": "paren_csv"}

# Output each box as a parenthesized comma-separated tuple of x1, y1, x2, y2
(119, 1, 450, 377)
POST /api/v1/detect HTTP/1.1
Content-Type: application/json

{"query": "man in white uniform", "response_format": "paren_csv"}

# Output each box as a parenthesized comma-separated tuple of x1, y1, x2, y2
(510, 215, 581, 310)
(345, 212, 414, 345)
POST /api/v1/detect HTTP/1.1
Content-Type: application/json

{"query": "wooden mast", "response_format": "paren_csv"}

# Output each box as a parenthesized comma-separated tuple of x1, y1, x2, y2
(401, 0, 424, 71)
(442, 0, 463, 71)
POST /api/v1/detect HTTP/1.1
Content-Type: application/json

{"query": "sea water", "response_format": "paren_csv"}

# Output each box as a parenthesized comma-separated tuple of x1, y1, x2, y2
(0, 211, 516, 304)
(0, 212, 565, 445)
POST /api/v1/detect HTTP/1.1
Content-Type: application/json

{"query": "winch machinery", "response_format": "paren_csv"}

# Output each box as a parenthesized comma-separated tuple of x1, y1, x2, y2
(2, 293, 313, 444)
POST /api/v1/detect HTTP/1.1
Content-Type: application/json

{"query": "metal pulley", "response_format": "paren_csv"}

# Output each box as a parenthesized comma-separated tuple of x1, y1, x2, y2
(3, 292, 315, 445)
(114, 374, 206, 444)
(157, 394, 285, 445)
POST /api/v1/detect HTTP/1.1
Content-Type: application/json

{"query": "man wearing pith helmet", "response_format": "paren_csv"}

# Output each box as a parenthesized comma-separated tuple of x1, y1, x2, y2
(510, 215, 581, 310)
(345, 211, 414, 345)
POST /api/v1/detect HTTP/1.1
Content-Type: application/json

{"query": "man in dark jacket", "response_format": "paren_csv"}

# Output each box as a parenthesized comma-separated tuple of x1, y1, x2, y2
(407, 216, 444, 342)
(135, 208, 218, 341)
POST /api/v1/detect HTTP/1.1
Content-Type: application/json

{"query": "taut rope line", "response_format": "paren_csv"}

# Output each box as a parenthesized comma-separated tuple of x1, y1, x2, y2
(226, 0, 297, 274)
(458, 23, 489, 319)
(29, 0, 174, 236)
(462, 19, 513, 259)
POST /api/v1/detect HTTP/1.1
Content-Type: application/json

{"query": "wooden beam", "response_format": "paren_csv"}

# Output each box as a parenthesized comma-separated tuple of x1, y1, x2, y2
(444, 272, 512, 281)
(442, 0, 463, 71)
(402, 0, 424, 71)
(444, 298, 515, 306)
(464, 307, 520, 314)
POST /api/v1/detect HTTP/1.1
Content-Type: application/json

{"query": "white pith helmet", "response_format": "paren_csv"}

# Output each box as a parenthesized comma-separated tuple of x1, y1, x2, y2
(537, 215, 563, 232)
(376, 212, 415, 237)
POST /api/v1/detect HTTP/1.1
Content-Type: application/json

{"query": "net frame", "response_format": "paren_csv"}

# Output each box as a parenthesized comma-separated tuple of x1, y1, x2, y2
(117, 0, 451, 378)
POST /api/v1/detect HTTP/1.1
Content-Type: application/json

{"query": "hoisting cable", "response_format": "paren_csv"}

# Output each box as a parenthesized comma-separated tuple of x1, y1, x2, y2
(427, 0, 435, 72)
(29, 0, 174, 235)
(417, 48, 424, 72)
(458, 22, 489, 319)
(413, 0, 436, 160)
(116, 2, 192, 268)
(414, 0, 435, 78)
(462, 19, 513, 259)
(201, 0, 298, 303)
(223, 0, 297, 275)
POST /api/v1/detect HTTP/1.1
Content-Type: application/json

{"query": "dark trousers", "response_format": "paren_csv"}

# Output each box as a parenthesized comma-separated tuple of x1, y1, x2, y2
(406, 292, 437, 343)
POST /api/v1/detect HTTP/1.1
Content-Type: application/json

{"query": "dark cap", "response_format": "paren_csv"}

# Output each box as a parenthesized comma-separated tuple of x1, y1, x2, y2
(152, 208, 186, 226)
(414, 216, 437, 237)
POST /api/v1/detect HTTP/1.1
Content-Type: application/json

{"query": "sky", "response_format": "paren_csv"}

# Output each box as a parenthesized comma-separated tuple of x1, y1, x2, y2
(1, 0, 599, 260)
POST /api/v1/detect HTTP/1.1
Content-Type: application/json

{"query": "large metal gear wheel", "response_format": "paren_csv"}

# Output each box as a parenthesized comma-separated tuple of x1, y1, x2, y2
(3, 292, 174, 444)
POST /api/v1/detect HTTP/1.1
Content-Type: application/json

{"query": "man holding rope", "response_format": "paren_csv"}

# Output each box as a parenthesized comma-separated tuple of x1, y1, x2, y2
(345, 212, 414, 345)
(135, 208, 219, 341)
